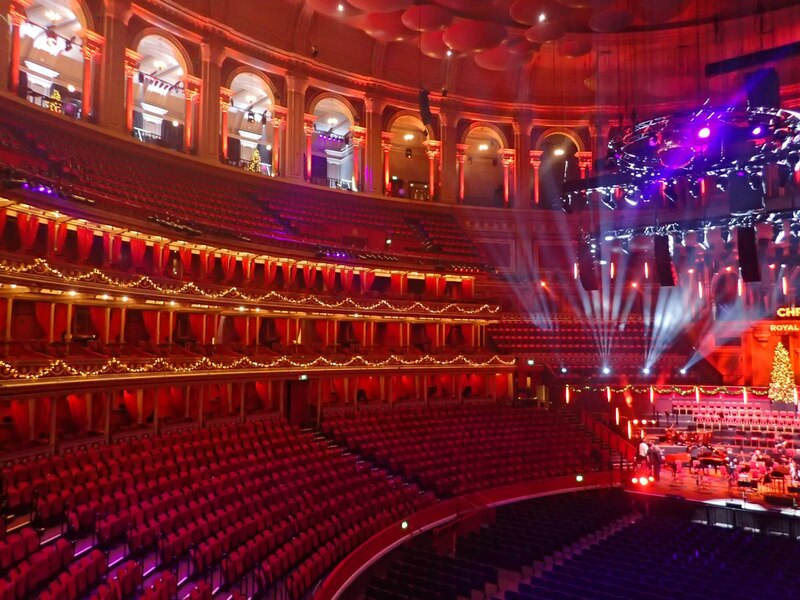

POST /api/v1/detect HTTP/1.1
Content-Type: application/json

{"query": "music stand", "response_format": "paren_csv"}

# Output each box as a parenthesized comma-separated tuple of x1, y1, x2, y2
(737, 479, 758, 502)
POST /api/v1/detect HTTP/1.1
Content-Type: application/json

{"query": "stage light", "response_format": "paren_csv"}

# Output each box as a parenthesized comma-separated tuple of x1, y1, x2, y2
(604, 234, 614, 241)
(643, 367, 651, 375)
(401, 520, 408, 530)
(540, 280, 547, 287)
(538, 13, 546, 22)
(698, 126, 711, 139)
(633, 419, 639, 425)
(446, 50, 453, 57)
(575, 474, 584, 483)
(527, 359, 535, 366)
(638, 477, 648, 486)
(553, 148, 565, 157)
(602, 366, 610, 375)
(752, 126, 763, 136)
(561, 367, 567, 373)
(631, 477, 638, 484)
(680, 368, 687, 375)
(337, 3, 344, 11)
(385, 238, 392, 245)
(648, 476, 654, 482)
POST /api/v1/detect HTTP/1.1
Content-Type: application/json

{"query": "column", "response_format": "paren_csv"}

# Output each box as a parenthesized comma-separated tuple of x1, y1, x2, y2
(285, 74, 309, 181)
(423, 140, 441, 201)
(499, 149, 516, 207)
(439, 108, 458, 204)
(183, 75, 202, 154)
(530, 150, 543, 206)
(98, 0, 132, 131)
(7, 1, 30, 94)
(219, 87, 233, 161)
(455, 143, 468, 204)
(363, 95, 384, 194)
(303, 113, 316, 182)
(198, 40, 224, 160)
(514, 115, 533, 207)
(350, 125, 367, 192)
(576, 151, 593, 179)
(271, 106, 287, 176)
(381, 131, 393, 195)
(80, 32, 104, 121)
(123, 49, 141, 134)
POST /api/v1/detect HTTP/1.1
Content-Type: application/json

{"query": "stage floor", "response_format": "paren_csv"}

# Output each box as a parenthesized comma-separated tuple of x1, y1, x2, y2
(627, 465, 800, 515)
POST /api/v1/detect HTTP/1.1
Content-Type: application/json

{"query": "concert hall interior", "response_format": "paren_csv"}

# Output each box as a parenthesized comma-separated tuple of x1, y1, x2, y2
(2, 1, 800, 599)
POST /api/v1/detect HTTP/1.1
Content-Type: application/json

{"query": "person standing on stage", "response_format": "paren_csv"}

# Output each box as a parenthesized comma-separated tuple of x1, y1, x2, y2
(648, 443, 663, 481)
(638, 438, 649, 472)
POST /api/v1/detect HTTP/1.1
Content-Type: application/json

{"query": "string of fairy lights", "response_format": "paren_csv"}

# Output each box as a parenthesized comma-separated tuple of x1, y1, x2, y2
(0, 258, 499, 316)
(564, 383, 800, 406)
(0, 354, 516, 382)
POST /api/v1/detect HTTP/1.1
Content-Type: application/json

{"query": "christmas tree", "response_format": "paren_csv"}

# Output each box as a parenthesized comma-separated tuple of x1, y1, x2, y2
(247, 149, 261, 173)
(768, 341, 795, 403)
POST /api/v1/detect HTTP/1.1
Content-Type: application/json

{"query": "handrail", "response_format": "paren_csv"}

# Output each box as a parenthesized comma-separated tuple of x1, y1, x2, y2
(581, 410, 637, 462)
(313, 471, 620, 600)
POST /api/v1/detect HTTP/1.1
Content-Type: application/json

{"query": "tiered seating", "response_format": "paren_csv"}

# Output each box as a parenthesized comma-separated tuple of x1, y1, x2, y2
(1, 418, 436, 599)
(487, 319, 691, 374)
(0, 100, 487, 269)
(503, 513, 800, 600)
(323, 405, 606, 497)
(365, 490, 632, 600)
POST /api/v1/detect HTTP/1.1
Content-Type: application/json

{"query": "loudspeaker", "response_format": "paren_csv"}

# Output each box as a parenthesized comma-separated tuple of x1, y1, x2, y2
(653, 235, 677, 287)
(577, 242, 599, 291)
(418, 89, 433, 126)
(737, 226, 761, 282)
(745, 68, 780, 108)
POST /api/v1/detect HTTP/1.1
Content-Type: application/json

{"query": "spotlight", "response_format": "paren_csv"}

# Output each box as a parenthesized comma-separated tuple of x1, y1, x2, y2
(752, 125, 763, 136)
(561, 367, 567, 374)
(643, 367, 651, 375)
(697, 126, 711, 139)
(638, 476, 649, 486)
(575, 474, 584, 483)
(679, 368, 687, 375)
(602, 366, 610, 375)
(400, 520, 408, 530)
(604, 234, 614, 241)
(527, 359, 535, 366)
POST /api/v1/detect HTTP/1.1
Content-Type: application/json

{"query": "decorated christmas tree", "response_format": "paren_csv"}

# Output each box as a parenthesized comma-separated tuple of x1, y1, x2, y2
(247, 149, 261, 173)
(768, 341, 796, 403)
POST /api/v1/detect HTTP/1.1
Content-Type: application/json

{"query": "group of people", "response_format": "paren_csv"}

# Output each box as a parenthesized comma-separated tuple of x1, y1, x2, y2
(637, 439, 664, 481)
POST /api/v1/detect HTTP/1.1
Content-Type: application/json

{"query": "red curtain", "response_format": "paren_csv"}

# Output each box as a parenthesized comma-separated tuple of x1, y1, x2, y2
(176, 248, 191, 278)
(221, 255, 236, 280)
(103, 233, 122, 264)
(322, 268, 336, 291)
(255, 381, 270, 404)
(341, 269, 354, 293)
(0, 208, 6, 237)
(160, 312, 171, 344)
(76, 227, 93, 261)
(34, 397, 51, 439)
(201, 252, 216, 280)
(284, 264, 296, 288)
(391, 274, 404, 294)
(54, 304, 68, 340)
(188, 314, 206, 343)
(0, 298, 6, 337)
(424, 324, 437, 346)
(89, 307, 106, 340)
(462, 278, 474, 299)
(34, 302, 51, 340)
(303, 265, 316, 290)
(141, 311, 158, 342)
(352, 321, 367, 345)
(17, 213, 39, 250)
(6, 399, 30, 440)
(362, 271, 375, 293)
(242, 258, 253, 284)
(273, 318, 287, 344)
(232, 317, 247, 343)
(386, 323, 400, 347)
(265, 261, 278, 287)
(123, 390, 138, 422)
(47, 221, 67, 254)
(314, 320, 329, 344)
(130, 239, 146, 269)
(66, 394, 88, 432)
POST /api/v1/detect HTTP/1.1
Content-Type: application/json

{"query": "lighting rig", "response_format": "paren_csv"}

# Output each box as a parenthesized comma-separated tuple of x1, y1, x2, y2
(562, 106, 800, 215)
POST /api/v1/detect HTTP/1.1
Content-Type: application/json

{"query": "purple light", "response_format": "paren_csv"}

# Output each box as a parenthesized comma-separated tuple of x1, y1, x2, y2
(752, 126, 763, 136)
(38, 186, 45, 192)
(697, 126, 711, 139)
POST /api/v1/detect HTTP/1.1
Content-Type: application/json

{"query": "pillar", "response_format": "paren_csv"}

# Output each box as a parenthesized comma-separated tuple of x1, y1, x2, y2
(530, 150, 543, 206)
(576, 151, 593, 179)
(363, 95, 384, 194)
(80, 32, 104, 121)
(152, 388, 159, 433)
(104, 392, 111, 443)
(285, 74, 309, 180)
(98, 0, 132, 131)
(455, 144, 468, 204)
(7, 1, 30, 94)
(50, 396, 58, 449)
(136, 389, 143, 425)
(499, 149, 516, 207)
(350, 125, 367, 192)
(381, 131, 393, 195)
(123, 48, 141, 134)
(198, 41, 223, 160)
(439, 109, 458, 204)
(183, 75, 201, 154)
(219, 87, 233, 161)
(240, 383, 246, 423)
(303, 113, 316, 182)
(514, 115, 533, 207)
(271, 106, 287, 176)
(423, 139, 441, 201)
